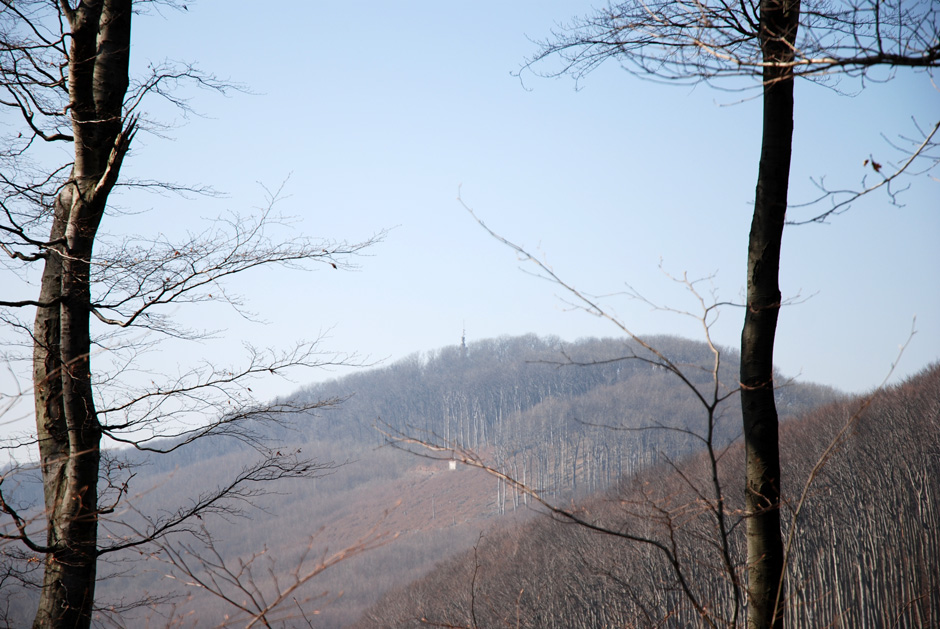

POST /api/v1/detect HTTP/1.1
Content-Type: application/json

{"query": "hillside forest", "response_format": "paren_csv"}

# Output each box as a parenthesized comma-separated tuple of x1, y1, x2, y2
(360, 343, 940, 629)
(2, 335, 937, 627)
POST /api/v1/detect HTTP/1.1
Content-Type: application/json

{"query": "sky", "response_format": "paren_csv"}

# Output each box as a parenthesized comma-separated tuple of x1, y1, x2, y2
(1, 1, 938, 444)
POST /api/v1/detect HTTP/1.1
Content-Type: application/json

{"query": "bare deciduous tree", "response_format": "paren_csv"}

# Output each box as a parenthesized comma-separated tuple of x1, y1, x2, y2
(522, 1, 938, 626)
(0, 2, 380, 626)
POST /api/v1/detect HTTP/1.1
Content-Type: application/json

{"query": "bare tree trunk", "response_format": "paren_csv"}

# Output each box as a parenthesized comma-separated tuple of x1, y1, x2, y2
(30, 3, 133, 626)
(741, 0, 800, 627)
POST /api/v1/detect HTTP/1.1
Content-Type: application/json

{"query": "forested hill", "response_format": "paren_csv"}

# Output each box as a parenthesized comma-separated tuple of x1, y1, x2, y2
(130, 334, 836, 498)
(358, 362, 940, 629)
(272, 334, 836, 496)
(3, 334, 841, 627)
(144, 333, 838, 487)
(104, 333, 834, 627)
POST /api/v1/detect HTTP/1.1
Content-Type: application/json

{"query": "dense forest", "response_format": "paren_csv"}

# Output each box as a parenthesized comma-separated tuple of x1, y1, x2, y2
(0, 334, 841, 626)
(359, 361, 940, 628)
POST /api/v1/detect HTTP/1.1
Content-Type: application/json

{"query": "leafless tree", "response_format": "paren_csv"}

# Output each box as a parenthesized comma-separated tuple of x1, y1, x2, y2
(521, 1, 938, 626)
(0, 2, 380, 626)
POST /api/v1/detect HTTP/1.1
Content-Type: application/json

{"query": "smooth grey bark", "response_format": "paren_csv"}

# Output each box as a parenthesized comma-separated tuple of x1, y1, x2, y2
(31, 2, 134, 626)
(740, 0, 800, 627)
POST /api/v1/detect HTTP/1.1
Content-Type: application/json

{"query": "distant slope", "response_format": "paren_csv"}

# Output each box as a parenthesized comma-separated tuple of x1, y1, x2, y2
(0, 335, 841, 627)
(358, 363, 940, 628)
(287, 334, 836, 501)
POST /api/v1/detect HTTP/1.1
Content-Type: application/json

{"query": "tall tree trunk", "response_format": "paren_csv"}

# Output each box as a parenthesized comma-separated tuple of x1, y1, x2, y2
(32, 183, 103, 629)
(31, 3, 133, 626)
(741, 0, 800, 627)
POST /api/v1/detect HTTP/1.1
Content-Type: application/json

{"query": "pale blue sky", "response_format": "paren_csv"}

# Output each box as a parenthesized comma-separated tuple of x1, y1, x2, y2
(2, 2, 938, 443)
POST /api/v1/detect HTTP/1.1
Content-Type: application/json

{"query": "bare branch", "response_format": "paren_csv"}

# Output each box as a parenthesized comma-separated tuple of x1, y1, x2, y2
(522, 0, 939, 88)
(155, 512, 396, 628)
(788, 119, 940, 225)
(98, 453, 339, 557)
